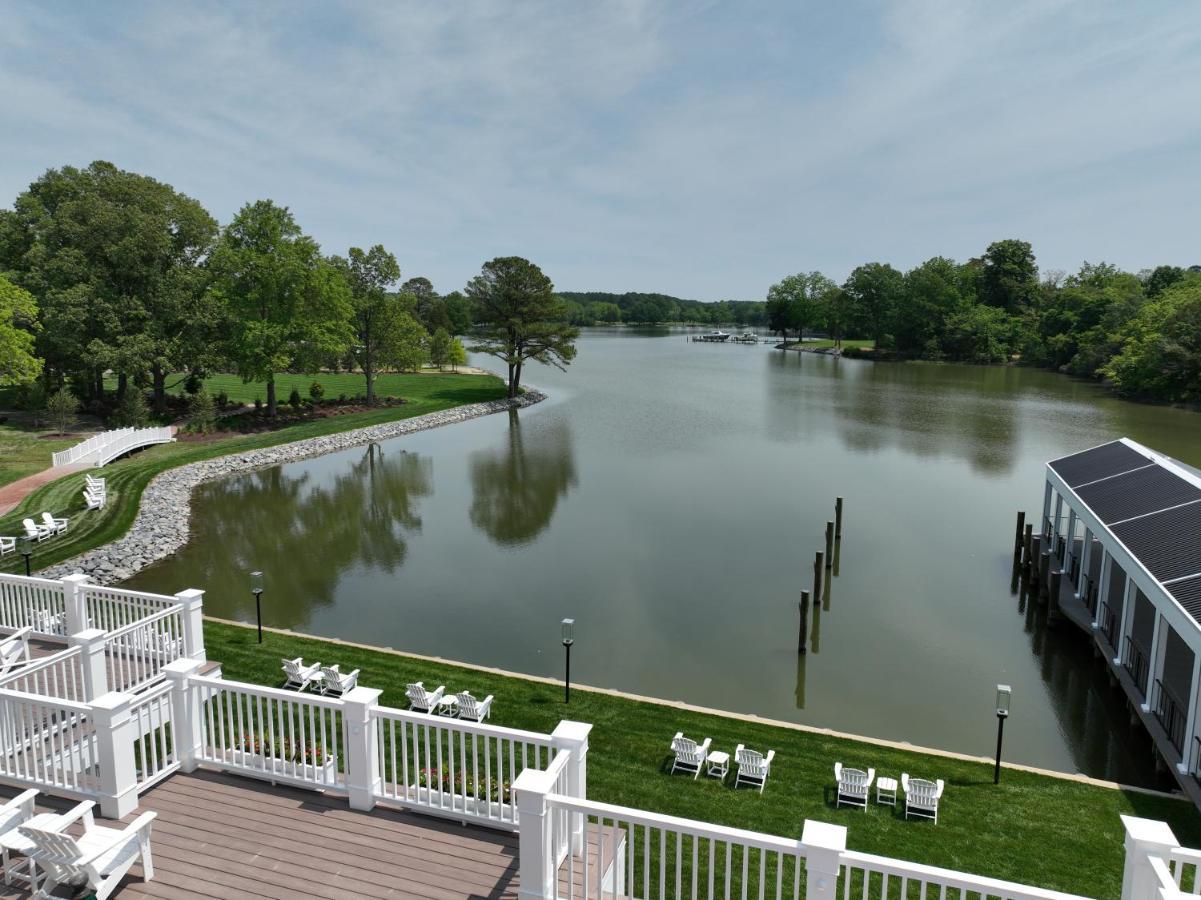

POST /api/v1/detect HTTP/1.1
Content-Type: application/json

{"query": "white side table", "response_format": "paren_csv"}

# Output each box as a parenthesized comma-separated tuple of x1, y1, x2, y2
(705, 750, 730, 779)
(436, 695, 460, 717)
(876, 776, 898, 807)
(0, 811, 61, 887)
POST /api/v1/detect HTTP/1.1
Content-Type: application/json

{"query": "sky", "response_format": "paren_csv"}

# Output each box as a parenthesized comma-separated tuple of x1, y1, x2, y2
(2, 0, 1200, 300)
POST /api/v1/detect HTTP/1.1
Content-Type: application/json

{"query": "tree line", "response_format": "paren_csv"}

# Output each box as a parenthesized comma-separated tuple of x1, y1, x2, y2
(0, 161, 577, 421)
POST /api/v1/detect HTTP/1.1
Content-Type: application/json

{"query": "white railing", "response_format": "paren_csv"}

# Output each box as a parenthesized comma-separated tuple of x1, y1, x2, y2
(373, 703, 558, 827)
(0, 574, 66, 637)
(83, 584, 179, 635)
(839, 849, 1090, 900)
(0, 646, 86, 702)
(544, 794, 806, 900)
(0, 687, 97, 796)
(104, 606, 186, 694)
(1170, 846, 1201, 894)
(129, 681, 178, 790)
(51, 426, 173, 468)
(193, 675, 345, 791)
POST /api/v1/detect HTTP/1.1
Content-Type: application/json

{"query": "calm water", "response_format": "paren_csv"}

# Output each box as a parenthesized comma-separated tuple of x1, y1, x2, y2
(126, 330, 1201, 785)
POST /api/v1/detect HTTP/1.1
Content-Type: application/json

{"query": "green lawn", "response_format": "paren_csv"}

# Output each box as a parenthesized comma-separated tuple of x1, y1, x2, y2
(0, 422, 78, 487)
(786, 339, 876, 351)
(0, 373, 506, 573)
(205, 620, 1200, 899)
(119, 370, 480, 405)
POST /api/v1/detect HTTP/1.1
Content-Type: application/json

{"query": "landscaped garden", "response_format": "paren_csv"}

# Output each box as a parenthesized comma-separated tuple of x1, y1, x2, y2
(204, 618, 1201, 900)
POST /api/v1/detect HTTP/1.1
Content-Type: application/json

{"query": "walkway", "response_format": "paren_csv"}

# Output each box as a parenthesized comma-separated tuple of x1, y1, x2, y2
(0, 464, 84, 517)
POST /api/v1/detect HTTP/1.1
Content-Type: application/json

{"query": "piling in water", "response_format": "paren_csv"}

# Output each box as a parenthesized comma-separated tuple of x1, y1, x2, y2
(1023, 523, 1034, 569)
(835, 497, 844, 538)
(1049, 569, 1063, 622)
(824, 522, 834, 567)
(1013, 511, 1026, 559)
(1039, 549, 1052, 600)
(798, 589, 810, 654)
(813, 551, 824, 607)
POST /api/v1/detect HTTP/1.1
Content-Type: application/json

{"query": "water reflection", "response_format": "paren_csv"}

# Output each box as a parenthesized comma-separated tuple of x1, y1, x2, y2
(469, 411, 578, 546)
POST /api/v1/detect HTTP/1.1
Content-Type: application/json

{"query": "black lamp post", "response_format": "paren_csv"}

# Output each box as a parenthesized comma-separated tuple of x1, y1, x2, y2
(994, 683, 1012, 785)
(251, 571, 264, 643)
(561, 618, 574, 704)
(18, 536, 33, 577)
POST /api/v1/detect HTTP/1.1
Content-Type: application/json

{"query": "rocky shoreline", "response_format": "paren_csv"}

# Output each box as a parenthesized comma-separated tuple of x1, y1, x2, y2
(42, 390, 546, 585)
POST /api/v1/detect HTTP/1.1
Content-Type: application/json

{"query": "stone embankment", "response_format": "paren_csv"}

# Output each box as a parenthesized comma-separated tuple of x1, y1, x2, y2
(42, 391, 545, 585)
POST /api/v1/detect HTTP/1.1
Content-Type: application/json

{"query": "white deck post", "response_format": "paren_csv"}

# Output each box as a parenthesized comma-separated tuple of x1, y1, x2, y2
(1065, 508, 1077, 576)
(1177, 652, 1201, 775)
(69, 628, 109, 701)
(1078, 530, 1093, 601)
(551, 720, 592, 855)
(61, 573, 90, 636)
(91, 691, 139, 818)
(1115, 577, 1135, 667)
(342, 686, 383, 812)
(1120, 815, 1177, 900)
(174, 589, 206, 662)
(1095, 551, 1112, 632)
(801, 819, 847, 900)
(1053, 494, 1064, 553)
(163, 658, 204, 773)
(1142, 611, 1163, 712)
(514, 767, 557, 900)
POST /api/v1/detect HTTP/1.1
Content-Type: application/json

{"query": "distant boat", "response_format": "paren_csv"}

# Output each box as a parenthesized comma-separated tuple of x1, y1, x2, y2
(698, 330, 731, 342)
(732, 332, 759, 344)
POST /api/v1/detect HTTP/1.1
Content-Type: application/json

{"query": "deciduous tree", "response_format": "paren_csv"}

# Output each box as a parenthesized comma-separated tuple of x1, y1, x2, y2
(331, 244, 403, 404)
(0, 275, 42, 386)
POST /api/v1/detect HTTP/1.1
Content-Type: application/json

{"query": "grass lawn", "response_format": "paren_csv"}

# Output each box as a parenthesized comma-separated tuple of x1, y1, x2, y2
(0, 373, 506, 573)
(205, 619, 1201, 899)
(0, 422, 78, 487)
(117, 370, 480, 405)
(786, 339, 876, 351)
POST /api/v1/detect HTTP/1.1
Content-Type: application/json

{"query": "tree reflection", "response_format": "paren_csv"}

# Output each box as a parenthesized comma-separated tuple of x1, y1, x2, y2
(469, 410, 577, 546)
(179, 443, 432, 628)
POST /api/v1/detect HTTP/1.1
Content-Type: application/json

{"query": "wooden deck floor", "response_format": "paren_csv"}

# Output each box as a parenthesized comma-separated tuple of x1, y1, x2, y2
(0, 770, 522, 899)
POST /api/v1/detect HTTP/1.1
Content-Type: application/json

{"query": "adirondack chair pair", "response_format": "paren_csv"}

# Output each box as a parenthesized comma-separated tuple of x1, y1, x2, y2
(834, 762, 876, 810)
(669, 734, 775, 791)
(280, 658, 362, 696)
(405, 683, 494, 722)
(0, 791, 156, 897)
(0, 627, 32, 676)
(21, 514, 67, 543)
(901, 773, 945, 823)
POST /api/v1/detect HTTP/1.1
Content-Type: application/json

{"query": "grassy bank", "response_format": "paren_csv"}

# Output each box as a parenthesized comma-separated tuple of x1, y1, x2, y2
(205, 619, 1200, 899)
(0, 374, 506, 573)
(0, 419, 79, 487)
(785, 339, 876, 351)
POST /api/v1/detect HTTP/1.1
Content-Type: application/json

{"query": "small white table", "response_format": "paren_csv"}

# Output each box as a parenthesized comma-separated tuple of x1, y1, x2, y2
(436, 695, 460, 717)
(876, 776, 898, 807)
(705, 750, 730, 779)
(0, 811, 61, 886)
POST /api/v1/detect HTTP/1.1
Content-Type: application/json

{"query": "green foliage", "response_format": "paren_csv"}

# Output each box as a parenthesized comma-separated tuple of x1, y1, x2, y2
(110, 388, 150, 427)
(448, 337, 467, 371)
(187, 389, 217, 434)
(16, 381, 47, 427)
(442, 290, 474, 335)
(467, 257, 579, 397)
(0, 275, 42, 386)
(330, 244, 404, 404)
(1103, 278, 1201, 401)
(288, 386, 303, 409)
(842, 262, 903, 347)
(979, 239, 1038, 313)
(45, 387, 79, 435)
(427, 328, 452, 369)
(765, 272, 836, 340)
(308, 381, 324, 400)
(380, 312, 428, 373)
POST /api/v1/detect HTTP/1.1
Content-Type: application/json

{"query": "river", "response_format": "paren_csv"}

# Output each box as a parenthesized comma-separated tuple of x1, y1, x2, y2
(125, 329, 1201, 786)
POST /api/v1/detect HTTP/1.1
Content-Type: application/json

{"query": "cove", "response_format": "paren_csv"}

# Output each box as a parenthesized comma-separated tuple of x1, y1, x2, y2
(124, 328, 1201, 787)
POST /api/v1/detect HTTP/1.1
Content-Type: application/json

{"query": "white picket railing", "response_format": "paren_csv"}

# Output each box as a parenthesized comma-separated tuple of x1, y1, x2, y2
(104, 605, 185, 694)
(83, 584, 179, 635)
(0, 574, 66, 637)
(372, 703, 558, 827)
(0, 687, 97, 796)
(51, 426, 174, 468)
(838, 849, 1090, 900)
(193, 674, 346, 791)
(130, 681, 178, 790)
(0, 646, 86, 702)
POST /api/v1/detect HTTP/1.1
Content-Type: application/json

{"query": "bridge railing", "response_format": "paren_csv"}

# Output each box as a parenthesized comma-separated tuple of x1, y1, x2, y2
(51, 426, 173, 468)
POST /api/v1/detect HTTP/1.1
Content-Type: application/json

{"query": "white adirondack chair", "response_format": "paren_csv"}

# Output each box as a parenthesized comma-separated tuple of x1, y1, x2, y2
(319, 664, 360, 697)
(0, 794, 94, 888)
(833, 762, 876, 810)
(0, 537, 13, 557)
(280, 657, 321, 691)
(669, 732, 712, 779)
(901, 773, 945, 823)
(85, 475, 105, 491)
(20, 807, 156, 899)
(455, 691, 494, 722)
(0, 627, 32, 676)
(22, 519, 51, 542)
(83, 489, 105, 511)
(406, 681, 445, 713)
(733, 744, 775, 792)
(40, 512, 68, 536)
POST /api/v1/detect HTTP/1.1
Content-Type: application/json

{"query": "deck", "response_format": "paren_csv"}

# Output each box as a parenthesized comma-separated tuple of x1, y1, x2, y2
(0, 770, 522, 899)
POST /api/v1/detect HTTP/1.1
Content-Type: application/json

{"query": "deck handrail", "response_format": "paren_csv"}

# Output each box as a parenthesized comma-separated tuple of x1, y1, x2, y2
(838, 849, 1092, 900)
(51, 426, 173, 468)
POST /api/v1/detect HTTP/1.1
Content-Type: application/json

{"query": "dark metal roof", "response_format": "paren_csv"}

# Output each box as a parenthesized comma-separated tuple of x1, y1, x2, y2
(1076, 464, 1201, 525)
(1049, 441, 1150, 488)
(1112, 502, 1201, 583)
(1170, 575, 1201, 621)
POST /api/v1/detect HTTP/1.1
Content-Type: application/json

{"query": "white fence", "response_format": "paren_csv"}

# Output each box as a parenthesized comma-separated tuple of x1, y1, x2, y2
(0, 574, 67, 637)
(839, 850, 1090, 900)
(51, 426, 174, 468)
(130, 681, 178, 791)
(0, 646, 86, 701)
(0, 688, 97, 797)
(104, 605, 186, 694)
(83, 584, 180, 634)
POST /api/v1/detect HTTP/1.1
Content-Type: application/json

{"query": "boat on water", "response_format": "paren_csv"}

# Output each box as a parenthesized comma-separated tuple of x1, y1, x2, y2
(697, 330, 731, 342)
(731, 332, 759, 344)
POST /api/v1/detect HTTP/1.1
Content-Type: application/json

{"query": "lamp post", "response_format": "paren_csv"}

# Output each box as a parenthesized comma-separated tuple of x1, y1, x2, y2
(561, 618, 575, 704)
(18, 536, 33, 577)
(251, 571, 264, 644)
(994, 684, 1012, 785)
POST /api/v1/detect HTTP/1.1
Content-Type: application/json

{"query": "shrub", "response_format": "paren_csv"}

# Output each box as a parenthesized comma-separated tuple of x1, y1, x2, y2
(110, 389, 150, 427)
(215, 390, 229, 408)
(46, 387, 80, 435)
(188, 390, 217, 434)
(254, 396, 262, 411)
(309, 381, 324, 401)
(17, 382, 47, 427)
(337, 393, 348, 404)
(183, 372, 204, 395)
(288, 387, 303, 409)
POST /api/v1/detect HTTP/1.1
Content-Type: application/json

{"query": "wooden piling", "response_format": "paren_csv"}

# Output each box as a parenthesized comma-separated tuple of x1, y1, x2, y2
(813, 552, 824, 606)
(835, 497, 844, 539)
(798, 590, 810, 654)
(824, 522, 834, 567)
(1039, 550, 1052, 600)
(1049, 569, 1063, 621)
(1023, 524, 1034, 569)
(1013, 511, 1026, 559)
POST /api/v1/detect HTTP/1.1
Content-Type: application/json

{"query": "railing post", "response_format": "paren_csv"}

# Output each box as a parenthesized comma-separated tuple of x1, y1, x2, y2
(801, 819, 847, 900)
(91, 691, 139, 819)
(551, 720, 592, 856)
(514, 767, 557, 900)
(68, 628, 109, 701)
(174, 589, 206, 662)
(163, 658, 205, 773)
(342, 686, 383, 812)
(1120, 815, 1178, 900)
(61, 573, 90, 636)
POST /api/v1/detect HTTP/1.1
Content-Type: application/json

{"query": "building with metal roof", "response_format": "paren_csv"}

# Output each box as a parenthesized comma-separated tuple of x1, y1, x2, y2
(1044, 437, 1201, 796)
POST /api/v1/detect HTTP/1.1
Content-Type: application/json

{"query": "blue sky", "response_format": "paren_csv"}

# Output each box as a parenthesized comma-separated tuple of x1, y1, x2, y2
(2, 1, 1199, 299)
